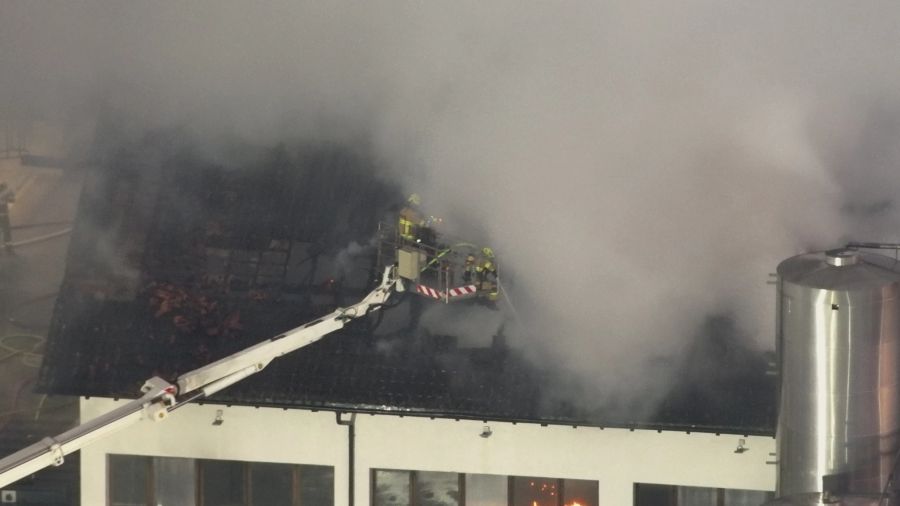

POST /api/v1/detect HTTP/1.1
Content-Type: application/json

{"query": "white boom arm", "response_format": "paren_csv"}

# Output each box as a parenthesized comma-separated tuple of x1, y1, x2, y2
(0, 266, 401, 488)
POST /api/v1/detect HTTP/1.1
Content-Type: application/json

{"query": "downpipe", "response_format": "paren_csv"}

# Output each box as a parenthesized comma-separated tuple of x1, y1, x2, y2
(336, 412, 356, 506)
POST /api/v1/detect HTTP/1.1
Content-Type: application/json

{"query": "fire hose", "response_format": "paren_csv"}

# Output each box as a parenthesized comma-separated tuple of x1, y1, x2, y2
(8, 227, 71, 248)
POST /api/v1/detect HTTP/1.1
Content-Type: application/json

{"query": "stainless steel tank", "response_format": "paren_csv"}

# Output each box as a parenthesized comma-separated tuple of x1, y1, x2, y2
(774, 249, 900, 505)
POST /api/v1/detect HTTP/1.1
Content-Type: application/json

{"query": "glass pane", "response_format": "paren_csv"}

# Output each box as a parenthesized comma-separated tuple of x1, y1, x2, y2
(562, 479, 597, 506)
(250, 462, 292, 506)
(202, 460, 245, 506)
(108, 454, 149, 506)
(512, 476, 559, 506)
(465, 474, 507, 506)
(300, 465, 335, 506)
(677, 486, 717, 506)
(373, 470, 411, 506)
(633, 483, 676, 506)
(154, 457, 196, 506)
(416, 472, 459, 506)
(723, 489, 774, 505)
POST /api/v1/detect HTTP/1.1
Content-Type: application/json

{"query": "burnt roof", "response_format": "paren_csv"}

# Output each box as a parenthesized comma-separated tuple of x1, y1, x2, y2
(37, 137, 775, 434)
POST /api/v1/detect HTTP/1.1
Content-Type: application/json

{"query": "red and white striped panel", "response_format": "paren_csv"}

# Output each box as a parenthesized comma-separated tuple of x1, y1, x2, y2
(447, 285, 478, 298)
(416, 284, 443, 299)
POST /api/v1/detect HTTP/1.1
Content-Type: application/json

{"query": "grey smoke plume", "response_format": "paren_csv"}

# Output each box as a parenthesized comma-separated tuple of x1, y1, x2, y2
(4, 1, 900, 416)
(419, 304, 504, 348)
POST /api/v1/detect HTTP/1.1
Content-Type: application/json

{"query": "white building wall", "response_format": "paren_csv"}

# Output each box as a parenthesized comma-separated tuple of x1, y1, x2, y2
(80, 398, 348, 506)
(356, 415, 776, 505)
(81, 397, 776, 505)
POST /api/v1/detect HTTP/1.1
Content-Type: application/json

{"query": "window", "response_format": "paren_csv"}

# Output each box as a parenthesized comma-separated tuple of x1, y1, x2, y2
(512, 476, 558, 506)
(510, 477, 597, 506)
(200, 459, 244, 506)
(563, 479, 599, 506)
(416, 472, 460, 506)
(371, 470, 597, 506)
(109, 455, 150, 506)
(299, 464, 335, 506)
(250, 462, 293, 506)
(373, 470, 412, 506)
(633, 483, 774, 506)
(107, 455, 333, 506)
(466, 474, 507, 506)
(156, 457, 196, 505)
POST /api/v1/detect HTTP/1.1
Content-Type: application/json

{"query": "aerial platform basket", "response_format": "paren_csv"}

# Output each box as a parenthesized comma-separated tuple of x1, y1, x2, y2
(376, 222, 499, 303)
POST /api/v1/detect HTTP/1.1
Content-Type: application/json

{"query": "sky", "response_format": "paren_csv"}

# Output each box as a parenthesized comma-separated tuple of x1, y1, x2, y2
(4, 1, 900, 417)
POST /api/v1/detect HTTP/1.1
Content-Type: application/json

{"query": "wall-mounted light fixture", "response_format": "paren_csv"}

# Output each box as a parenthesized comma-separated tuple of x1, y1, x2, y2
(212, 409, 224, 426)
(480, 425, 492, 438)
(734, 438, 748, 454)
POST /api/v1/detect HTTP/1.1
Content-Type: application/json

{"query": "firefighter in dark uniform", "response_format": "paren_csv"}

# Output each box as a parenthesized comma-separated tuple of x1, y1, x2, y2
(0, 182, 14, 252)
(463, 254, 477, 283)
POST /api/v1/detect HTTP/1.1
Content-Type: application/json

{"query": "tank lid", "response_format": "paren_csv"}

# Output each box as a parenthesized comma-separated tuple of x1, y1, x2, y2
(778, 249, 900, 290)
(825, 248, 859, 267)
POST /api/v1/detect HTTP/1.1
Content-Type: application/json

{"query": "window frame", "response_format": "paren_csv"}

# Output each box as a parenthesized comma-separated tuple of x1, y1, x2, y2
(371, 470, 598, 506)
(106, 454, 333, 506)
(632, 482, 775, 506)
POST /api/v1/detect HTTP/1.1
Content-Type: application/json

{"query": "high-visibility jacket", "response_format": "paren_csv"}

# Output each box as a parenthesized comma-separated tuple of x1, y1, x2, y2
(476, 259, 495, 274)
(398, 207, 421, 241)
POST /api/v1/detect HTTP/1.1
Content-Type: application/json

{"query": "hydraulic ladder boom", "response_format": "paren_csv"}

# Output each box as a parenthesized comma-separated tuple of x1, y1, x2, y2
(0, 266, 401, 488)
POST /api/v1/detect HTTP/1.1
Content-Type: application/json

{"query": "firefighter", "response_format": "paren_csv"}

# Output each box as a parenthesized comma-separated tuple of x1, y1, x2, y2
(476, 248, 496, 277)
(398, 193, 423, 243)
(463, 254, 477, 283)
(476, 247, 499, 301)
(476, 247, 496, 282)
(0, 183, 14, 252)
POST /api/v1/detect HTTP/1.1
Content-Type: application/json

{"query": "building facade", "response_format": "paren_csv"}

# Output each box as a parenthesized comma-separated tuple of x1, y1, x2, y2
(82, 398, 776, 506)
(19, 143, 777, 506)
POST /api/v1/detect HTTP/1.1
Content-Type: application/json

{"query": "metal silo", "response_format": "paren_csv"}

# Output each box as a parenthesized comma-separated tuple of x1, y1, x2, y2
(772, 248, 900, 505)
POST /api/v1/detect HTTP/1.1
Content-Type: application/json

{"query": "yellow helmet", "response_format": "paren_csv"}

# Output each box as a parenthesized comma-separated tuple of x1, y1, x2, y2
(407, 193, 421, 206)
(482, 247, 494, 258)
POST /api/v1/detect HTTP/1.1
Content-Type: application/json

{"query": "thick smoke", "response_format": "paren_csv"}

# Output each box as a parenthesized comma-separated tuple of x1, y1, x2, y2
(4, 1, 900, 417)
